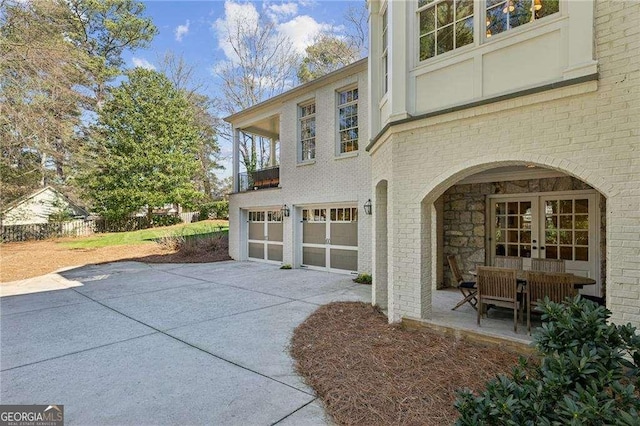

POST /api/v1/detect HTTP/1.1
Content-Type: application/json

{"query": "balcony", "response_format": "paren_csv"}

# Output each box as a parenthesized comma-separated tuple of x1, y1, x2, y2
(238, 166, 280, 192)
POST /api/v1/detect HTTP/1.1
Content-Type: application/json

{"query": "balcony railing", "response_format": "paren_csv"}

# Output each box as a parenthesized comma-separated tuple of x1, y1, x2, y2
(238, 166, 280, 192)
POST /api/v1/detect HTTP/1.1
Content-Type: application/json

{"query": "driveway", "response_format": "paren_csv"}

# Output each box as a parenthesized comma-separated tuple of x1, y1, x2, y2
(0, 261, 370, 425)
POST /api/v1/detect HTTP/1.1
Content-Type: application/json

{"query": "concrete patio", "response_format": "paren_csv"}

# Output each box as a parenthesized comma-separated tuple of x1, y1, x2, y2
(1, 261, 370, 425)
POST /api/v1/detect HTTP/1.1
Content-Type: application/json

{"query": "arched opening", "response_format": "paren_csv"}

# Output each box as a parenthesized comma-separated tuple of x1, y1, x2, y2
(374, 180, 388, 310)
(419, 161, 607, 334)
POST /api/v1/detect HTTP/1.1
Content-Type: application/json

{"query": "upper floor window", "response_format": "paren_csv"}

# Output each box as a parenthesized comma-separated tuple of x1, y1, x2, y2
(337, 88, 359, 154)
(299, 102, 316, 162)
(382, 7, 389, 94)
(486, 0, 559, 38)
(418, 0, 474, 61)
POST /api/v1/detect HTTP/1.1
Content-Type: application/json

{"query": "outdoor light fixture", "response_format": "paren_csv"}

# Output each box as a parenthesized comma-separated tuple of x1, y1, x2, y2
(281, 204, 290, 217)
(363, 199, 372, 215)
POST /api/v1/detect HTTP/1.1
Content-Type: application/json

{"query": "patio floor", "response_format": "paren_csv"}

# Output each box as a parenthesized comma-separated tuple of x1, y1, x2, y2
(423, 288, 537, 346)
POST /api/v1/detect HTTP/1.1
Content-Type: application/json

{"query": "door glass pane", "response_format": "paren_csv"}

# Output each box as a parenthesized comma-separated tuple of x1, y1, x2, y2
(545, 245, 557, 259)
(507, 245, 519, 256)
(575, 199, 589, 214)
(575, 215, 588, 229)
(268, 223, 283, 242)
(267, 244, 283, 262)
(560, 216, 573, 229)
(249, 243, 264, 259)
(303, 247, 326, 267)
(560, 246, 573, 260)
(560, 200, 573, 214)
(303, 223, 326, 244)
(249, 223, 264, 240)
(495, 202, 506, 215)
(575, 231, 588, 245)
(560, 231, 572, 245)
(575, 247, 588, 261)
(330, 249, 357, 271)
(330, 223, 358, 247)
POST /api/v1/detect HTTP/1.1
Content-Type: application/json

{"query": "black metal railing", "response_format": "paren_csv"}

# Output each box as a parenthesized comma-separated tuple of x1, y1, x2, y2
(238, 166, 280, 192)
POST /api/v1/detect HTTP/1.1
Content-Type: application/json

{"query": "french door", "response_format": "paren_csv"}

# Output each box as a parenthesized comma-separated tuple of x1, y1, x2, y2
(247, 210, 283, 263)
(301, 206, 358, 273)
(489, 191, 600, 296)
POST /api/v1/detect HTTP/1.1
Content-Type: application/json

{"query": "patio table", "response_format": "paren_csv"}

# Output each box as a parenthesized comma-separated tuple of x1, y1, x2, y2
(469, 269, 596, 289)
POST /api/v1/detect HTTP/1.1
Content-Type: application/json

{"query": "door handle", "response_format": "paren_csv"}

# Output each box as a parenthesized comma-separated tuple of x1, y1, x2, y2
(532, 246, 537, 250)
(540, 246, 545, 250)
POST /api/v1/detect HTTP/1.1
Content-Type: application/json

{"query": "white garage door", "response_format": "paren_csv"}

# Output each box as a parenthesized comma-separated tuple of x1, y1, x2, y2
(247, 210, 283, 263)
(301, 206, 358, 273)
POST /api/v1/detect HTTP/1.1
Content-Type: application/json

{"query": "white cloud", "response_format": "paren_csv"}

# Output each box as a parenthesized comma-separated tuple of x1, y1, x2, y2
(265, 2, 298, 22)
(214, 1, 260, 62)
(277, 15, 335, 54)
(174, 20, 190, 42)
(131, 57, 156, 70)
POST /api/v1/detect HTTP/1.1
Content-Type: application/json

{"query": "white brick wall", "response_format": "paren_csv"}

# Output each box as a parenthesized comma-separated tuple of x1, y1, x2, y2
(370, 1, 640, 326)
(229, 66, 372, 274)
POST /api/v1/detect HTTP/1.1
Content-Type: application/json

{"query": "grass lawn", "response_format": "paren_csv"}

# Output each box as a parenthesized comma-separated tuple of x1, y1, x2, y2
(61, 219, 229, 249)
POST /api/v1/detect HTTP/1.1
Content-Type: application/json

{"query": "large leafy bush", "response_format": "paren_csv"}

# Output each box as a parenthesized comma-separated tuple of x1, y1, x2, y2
(455, 296, 640, 425)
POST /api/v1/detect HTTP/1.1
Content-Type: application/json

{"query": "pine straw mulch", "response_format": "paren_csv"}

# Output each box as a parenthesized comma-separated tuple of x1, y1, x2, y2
(291, 302, 525, 425)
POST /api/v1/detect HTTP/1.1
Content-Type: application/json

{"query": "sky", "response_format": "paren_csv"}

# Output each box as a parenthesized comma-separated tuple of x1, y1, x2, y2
(122, 0, 366, 177)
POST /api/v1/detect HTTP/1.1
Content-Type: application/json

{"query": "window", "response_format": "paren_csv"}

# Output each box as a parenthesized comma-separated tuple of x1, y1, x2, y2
(381, 7, 388, 94)
(337, 88, 359, 154)
(418, 0, 474, 61)
(299, 102, 316, 161)
(486, 0, 559, 38)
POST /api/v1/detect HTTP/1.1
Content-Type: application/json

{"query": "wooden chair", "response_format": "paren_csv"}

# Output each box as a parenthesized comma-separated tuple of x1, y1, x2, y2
(526, 271, 577, 334)
(531, 258, 565, 272)
(447, 255, 477, 311)
(477, 266, 520, 333)
(494, 256, 524, 270)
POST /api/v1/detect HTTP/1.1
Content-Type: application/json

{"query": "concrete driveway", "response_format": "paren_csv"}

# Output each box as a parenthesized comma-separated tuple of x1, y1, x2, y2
(0, 261, 370, 425)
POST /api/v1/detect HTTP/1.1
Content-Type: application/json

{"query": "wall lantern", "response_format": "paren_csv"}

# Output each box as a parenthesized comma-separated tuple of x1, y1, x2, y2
(281, 204, 290, 217)
(363, 199, 372, 215)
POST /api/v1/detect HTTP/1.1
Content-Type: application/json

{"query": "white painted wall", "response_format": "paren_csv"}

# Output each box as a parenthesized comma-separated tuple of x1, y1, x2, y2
(2, 188, 86, 225)
(228, 64, 373, 274)
(369, 0, 640, 326)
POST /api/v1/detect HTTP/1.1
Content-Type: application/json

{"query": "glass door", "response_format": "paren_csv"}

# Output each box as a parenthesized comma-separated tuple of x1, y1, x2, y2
(490, 197, 538, 262)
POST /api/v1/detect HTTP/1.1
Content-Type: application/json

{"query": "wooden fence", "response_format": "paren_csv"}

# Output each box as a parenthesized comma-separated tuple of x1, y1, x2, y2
(1, 220, 95, 243)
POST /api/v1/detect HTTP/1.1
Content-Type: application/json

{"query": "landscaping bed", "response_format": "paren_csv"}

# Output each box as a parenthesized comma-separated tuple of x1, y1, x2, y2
(291, 302, 523, 425)
(1, 220, 230, 282)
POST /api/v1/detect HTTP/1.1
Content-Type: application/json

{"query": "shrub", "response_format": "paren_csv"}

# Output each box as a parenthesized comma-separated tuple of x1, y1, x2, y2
(198, 201, 229, 220)
(455, 296, 640, 425)
(353, 273, 372, 284)
(280, 264, 292, 270)
(152, 214, 182, 227)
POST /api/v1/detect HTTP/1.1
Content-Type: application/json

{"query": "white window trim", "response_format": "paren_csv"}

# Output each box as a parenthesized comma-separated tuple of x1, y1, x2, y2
(298, 99, 316, 163)
(381, 3, 389, 95)
(415, 0, 563, 66)
(336, 85, 359, 157)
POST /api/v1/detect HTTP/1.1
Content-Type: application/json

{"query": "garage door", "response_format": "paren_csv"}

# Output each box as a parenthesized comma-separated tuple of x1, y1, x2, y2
(301, 207, 358, 273)
(248, 210, 283, 262)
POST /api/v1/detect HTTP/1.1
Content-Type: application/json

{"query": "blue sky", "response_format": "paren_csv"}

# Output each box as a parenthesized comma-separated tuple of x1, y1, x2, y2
(122, 0, 364, 176)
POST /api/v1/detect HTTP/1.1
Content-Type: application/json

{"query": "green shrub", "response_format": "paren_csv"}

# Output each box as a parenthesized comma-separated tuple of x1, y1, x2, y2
(353, 273, 372, 284)
(280, 264, 292, 270)
(152, 214, 182, 227)
(455, 296, 640, 426)
(198, 201, 229, 220)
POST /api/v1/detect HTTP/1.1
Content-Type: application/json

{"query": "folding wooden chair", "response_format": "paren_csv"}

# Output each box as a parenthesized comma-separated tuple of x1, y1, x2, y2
(531, 258, 565, 272)
(477, 266, 520, 333)
(447, 255, 477, 311)
(526, 271, 576, 334)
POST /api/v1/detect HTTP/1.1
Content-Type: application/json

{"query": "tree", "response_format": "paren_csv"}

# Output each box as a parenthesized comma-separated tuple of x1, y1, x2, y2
(297, 34, 361, 83)
(214, 8, 298, 173)
(159, 52, 223, 201)
(0, 0, 89, 203)
(83, 69, 202, 222)
(65, 0, 157, 109)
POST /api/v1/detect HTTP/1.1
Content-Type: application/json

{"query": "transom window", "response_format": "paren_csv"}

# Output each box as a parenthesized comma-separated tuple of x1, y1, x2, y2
(418, 0, 474, 61)
(299, 102, 316, 162)
(337, 88, 358, 154)
(486, 0, 559, 38)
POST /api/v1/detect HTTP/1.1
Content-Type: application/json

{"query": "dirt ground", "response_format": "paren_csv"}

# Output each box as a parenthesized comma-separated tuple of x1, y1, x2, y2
(1, 236, 231, 283)
(291, 302, 523, 425)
